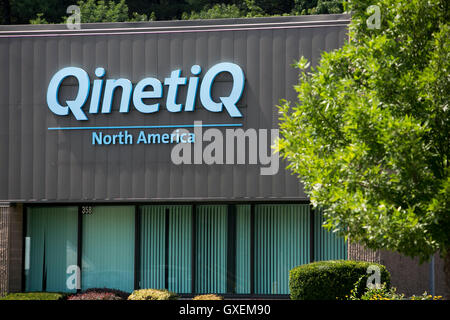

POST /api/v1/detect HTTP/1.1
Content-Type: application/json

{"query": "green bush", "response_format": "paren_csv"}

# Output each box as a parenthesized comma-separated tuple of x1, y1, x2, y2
(347, 281, 443, 300)
(289, 260, 390, 300)
(0, 292, 66, 300)
(192, 294, 223, 300)
(127, 289, 178, 300)
(346, 279, 402, 300)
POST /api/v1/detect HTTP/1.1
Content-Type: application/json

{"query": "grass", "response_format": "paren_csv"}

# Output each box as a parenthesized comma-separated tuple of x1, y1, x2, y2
(0, 292, 65, 300)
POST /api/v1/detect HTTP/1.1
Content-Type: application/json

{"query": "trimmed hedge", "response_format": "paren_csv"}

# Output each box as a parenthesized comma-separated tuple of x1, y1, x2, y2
(127, 289, 178, 300)
(0, 292, 66, 300)
(289, 260, 390, 300)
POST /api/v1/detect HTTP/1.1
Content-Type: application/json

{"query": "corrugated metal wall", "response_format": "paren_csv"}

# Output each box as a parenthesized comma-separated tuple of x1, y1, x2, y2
(0, 15, 349, 202)
(314, 209, 347, 261)
(254, 204, 310, 294)
(0, 206, 9, 296)
(195, 205, 228, 294)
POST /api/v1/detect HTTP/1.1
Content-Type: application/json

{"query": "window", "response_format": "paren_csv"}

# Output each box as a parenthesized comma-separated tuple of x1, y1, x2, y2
(81, 206, 135, 292)
(25, 207, 78, 293)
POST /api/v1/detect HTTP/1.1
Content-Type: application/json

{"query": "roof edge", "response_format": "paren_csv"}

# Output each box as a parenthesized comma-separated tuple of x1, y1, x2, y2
(0, 13, 350, 35)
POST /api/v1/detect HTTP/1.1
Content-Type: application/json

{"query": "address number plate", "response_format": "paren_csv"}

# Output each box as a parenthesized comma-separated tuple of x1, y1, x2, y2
(81, 206, 93, 215)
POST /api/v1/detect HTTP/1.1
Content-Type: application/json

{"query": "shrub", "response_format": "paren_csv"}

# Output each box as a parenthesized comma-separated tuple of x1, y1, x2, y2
(346, 280, 403, 300)
(347, 281, 443, 300)
(0, 292, 65, 300)
(66, 288, 130, 300)
(84, 288, 130, 300)
(192, 294, 223, 300)
(127, 289, 178, 300)
(67, 292, 121, 300)
(409, 293, 443, 301)
(289, 260, 390, 300)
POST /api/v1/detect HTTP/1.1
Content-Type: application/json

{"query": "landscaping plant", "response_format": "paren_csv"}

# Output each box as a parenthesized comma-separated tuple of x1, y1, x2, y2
(277, 0, 450, 297)
(192, 294, 224, 300)
(127, 288, 178, 300)
(289, 260, 390, 300)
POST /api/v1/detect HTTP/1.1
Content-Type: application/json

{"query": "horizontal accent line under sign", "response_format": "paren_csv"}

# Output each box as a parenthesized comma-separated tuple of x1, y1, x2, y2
(47, 123, 243, 130)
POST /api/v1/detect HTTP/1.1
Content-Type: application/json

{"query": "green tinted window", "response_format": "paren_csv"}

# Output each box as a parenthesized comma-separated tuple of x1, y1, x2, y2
(25, 206, 78, 293)
(82, 206, 134, 292)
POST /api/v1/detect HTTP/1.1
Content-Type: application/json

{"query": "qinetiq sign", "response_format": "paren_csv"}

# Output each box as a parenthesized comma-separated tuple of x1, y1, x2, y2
(47, 62, 245, 120)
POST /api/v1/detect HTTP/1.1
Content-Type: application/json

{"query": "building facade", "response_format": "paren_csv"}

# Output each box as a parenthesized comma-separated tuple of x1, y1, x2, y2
(1, 14, 439, 298)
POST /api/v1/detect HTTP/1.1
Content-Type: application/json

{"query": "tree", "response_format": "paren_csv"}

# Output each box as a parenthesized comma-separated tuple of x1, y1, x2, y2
(29, 13, 49, 24)
(26, 0, 154, 24)
(293, 0, 344, 15)
(59, 0, 150, 23)
(75, 0, 145, 23)
(0, 0, 11, 24)
(1, 0, 344, 24)
(127, 0, 193, 21)
(180, 0, 267, 20)
(181, 3, 242, 20)
(8, 0, 73, 24)
(277, 0, 449, 296)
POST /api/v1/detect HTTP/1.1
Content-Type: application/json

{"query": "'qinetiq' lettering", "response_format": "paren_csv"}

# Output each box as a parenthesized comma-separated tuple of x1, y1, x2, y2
(46, 63, 245, 120)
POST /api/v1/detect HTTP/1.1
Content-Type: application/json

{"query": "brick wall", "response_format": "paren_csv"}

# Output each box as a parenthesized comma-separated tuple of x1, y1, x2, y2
(348, 241, 446, 297)
(0, 204, 23, 295)
(0, 206, 9, 296)
(348, 241, 380, 263)
(8, 205, 23, 292)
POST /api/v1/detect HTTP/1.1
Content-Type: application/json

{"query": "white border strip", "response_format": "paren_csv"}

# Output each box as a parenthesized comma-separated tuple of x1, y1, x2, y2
(0, 23, 349, 38)
(0, 18, 350, 35)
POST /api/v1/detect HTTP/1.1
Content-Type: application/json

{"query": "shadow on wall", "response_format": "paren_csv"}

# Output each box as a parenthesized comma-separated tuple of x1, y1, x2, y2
(348, 242, 446, 297)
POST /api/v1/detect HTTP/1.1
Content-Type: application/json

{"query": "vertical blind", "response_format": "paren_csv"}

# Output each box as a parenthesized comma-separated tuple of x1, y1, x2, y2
(195, 205, 228, 294)
(140, 205, 166, 289)
(24, 203, 347, 295)
(82, 206, 135, 292)
(167, 205, 192, 293)
(140, 205, 192, 293)
(235, 205, 251, 294)
(25, 206, 78, 293)
(314, 208, 347, 261)
(254, 204, 310, 294)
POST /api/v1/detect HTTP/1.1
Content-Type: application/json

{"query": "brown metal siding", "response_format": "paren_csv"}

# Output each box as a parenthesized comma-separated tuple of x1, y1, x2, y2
(0, 15, 349, 202)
